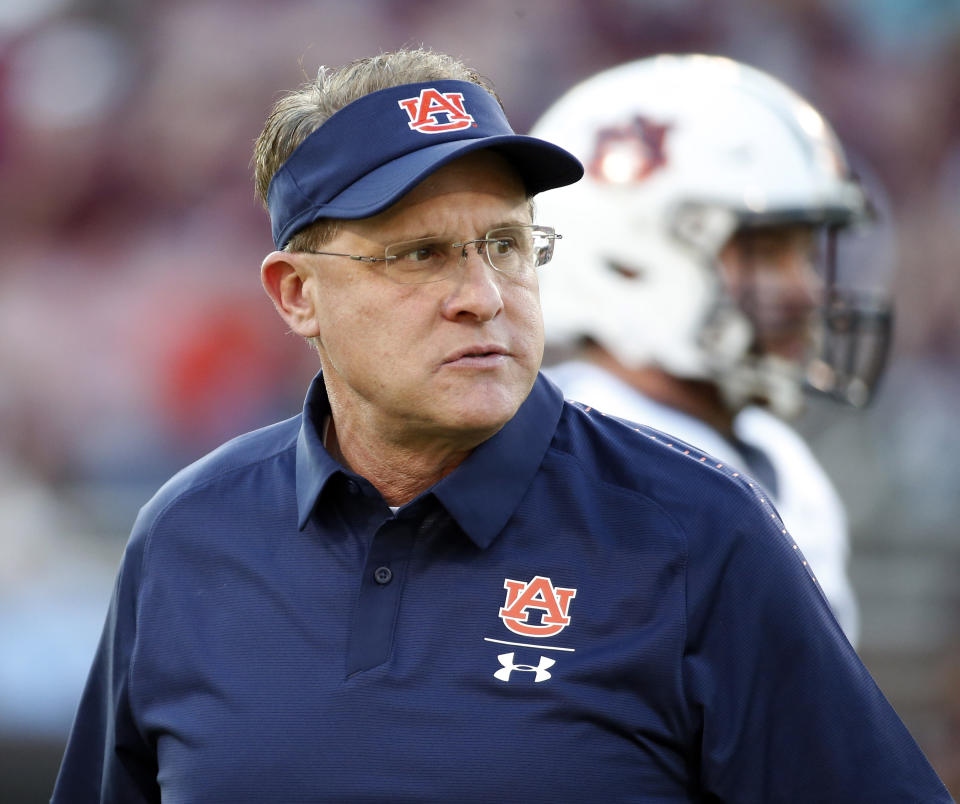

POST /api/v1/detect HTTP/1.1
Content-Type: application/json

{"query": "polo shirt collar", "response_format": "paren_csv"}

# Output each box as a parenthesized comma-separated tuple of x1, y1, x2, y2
(431, 374, 563, 548)
(296, 372, 564, 545)
(295, 373, 343, 529)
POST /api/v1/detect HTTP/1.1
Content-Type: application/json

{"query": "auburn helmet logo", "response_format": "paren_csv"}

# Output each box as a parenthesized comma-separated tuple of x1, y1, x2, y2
(588, 115, 671, 184)
(398, 88, 477, 133)
(499, 575, 577, 638)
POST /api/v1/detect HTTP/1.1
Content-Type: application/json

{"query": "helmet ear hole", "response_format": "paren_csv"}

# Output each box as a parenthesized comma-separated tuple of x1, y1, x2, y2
(605, 259, 645, 281)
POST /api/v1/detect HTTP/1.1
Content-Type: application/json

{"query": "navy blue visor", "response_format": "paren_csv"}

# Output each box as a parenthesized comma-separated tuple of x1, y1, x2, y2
(266, 80, 583, 249)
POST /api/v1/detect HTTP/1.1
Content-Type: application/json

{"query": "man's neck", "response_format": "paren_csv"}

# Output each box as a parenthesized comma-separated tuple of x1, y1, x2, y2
(323, 413, 478, 507)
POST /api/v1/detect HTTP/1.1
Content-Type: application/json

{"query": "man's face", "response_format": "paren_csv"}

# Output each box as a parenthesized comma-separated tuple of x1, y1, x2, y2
(718, 224, 823, 362)
(300, 151, 543, 448)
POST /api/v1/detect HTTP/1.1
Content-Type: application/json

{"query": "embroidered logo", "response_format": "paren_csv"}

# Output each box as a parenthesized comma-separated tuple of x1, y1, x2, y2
(397, 88, 476, 133)
(493, 652, 555, 683)
(499, 575, 577, 638)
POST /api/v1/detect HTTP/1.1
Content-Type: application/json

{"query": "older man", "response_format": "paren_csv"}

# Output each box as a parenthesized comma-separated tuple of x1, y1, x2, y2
(52, 48, 950, 802)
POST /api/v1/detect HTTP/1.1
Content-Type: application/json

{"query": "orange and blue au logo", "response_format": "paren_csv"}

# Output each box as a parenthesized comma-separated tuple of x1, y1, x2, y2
(499, 575, 577, 638)
(397, 88, 477, 133)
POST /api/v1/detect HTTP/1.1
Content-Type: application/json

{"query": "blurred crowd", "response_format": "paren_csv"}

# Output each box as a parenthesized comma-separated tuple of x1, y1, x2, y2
(1, 0, 958, 797)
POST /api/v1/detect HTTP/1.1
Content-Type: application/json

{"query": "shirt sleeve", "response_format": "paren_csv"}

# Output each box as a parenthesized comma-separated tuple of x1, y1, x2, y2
(50, 517, 160, 803)
(682, 481, 953, 802)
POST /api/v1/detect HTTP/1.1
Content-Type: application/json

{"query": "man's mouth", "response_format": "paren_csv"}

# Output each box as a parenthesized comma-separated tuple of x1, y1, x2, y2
(443, 345, 509, 365)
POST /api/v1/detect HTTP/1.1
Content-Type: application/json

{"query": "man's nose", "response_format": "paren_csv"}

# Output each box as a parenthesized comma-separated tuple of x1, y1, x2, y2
(441, 245, 504, 322)
(784, 254, 823, 304)
(455, 239, 489, 267)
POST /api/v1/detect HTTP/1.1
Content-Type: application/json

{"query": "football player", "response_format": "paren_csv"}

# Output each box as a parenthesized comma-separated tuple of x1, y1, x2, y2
(532, 54, 893, 646)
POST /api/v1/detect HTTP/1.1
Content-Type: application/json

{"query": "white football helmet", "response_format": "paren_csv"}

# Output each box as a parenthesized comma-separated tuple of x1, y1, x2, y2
(531, 54, 892, 417)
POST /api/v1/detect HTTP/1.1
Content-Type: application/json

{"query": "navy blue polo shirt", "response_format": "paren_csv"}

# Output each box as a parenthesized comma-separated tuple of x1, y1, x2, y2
(52, 373, 951, 803)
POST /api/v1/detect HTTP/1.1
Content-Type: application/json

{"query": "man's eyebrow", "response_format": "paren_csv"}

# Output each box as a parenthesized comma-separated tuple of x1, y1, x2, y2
(385, 218, 534, 243)
(489, 217, 533, 229)
(476, 216, 537, 235)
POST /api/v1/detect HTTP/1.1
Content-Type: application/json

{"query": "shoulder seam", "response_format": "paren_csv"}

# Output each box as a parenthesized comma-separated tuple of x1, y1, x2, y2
(544, 439, 691, 669)
(135, 436, 298, 588)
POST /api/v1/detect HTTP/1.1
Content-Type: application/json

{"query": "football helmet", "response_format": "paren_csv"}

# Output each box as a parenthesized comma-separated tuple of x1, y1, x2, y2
(531, 54, 892, 417)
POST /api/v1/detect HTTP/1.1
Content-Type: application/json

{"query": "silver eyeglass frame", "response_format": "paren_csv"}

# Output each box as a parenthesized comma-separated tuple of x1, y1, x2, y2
(295, 224, 561, 284)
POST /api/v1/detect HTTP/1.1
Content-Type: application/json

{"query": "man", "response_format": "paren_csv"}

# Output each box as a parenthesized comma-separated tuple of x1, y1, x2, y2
(52, 48, 950, 802)
(531, 54, 895, 647)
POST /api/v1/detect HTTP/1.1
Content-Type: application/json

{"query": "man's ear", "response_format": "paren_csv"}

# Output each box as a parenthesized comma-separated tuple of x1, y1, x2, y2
(260, 251, 322, 338)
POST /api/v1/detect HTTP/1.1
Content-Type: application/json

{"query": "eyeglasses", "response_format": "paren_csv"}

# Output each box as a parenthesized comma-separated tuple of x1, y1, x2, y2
(298, 224, 561, 285)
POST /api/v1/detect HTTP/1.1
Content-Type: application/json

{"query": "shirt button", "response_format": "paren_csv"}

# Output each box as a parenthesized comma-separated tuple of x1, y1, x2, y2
(374, 566, 393, 585)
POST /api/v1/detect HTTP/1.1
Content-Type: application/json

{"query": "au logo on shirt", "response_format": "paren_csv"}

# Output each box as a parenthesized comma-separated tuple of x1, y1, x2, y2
(499, 575, 577, 638)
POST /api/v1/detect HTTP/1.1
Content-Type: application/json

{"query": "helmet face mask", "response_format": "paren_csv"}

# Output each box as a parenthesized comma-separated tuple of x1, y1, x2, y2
(805, 225, 894, 408)
(532, 54, 893, 418)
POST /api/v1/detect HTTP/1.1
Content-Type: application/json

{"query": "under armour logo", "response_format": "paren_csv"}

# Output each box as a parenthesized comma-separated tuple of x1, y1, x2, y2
(493, 652, 555, 683)
(397, 88, 476, 133)
(499, 575, 577, 638)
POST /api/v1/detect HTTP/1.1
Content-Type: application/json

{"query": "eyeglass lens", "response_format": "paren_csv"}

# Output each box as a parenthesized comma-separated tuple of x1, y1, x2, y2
(383, 226, 554, 285)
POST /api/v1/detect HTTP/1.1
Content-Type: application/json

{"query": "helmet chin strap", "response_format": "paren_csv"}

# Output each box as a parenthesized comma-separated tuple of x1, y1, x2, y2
(673, 295, 807, 420)
(716, 353, 806, 420)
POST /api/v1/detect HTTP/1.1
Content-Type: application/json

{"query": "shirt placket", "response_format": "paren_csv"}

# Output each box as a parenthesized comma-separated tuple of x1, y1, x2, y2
(345, 513, 418, 676)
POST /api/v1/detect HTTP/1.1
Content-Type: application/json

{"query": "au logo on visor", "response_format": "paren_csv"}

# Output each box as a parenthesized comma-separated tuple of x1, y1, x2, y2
(398, 88, 477, 134)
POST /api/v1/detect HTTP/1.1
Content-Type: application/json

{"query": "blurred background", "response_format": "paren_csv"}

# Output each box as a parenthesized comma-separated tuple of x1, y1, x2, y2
(0, 0, 957, 799)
